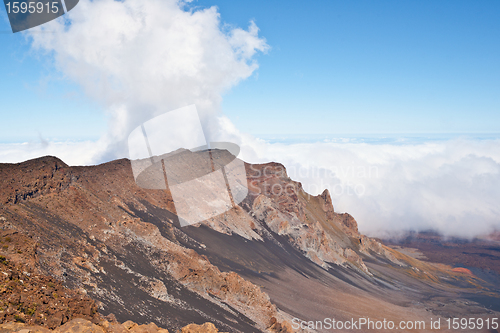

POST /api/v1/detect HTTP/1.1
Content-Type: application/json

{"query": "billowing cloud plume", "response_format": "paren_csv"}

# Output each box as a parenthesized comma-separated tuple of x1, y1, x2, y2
(28, 0, 268, 162)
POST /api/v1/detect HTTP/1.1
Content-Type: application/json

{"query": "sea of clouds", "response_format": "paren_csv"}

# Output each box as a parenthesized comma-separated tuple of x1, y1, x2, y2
(231, 132, 500, 239)
(1, 0, 499, 239)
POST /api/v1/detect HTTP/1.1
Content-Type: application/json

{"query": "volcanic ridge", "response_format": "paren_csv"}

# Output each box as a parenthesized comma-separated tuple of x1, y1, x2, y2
(0, 151, 499, 332)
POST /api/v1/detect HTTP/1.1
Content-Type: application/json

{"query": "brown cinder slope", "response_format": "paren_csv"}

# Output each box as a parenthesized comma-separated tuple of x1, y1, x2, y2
(1, 152, 499, 333)
(0, 155, 290, 333)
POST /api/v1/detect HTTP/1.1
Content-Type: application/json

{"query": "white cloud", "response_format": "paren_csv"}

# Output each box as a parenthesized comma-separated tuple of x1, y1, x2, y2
(27, 0, 268, 163)
(216, 119, 500, 239)
(0, 140, 106, 166)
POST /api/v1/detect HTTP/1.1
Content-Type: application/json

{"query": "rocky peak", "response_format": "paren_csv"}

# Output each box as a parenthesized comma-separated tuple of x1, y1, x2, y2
(318, 189, 334, 220)
(243, 162, 399, 273)
(0, 156, 74, 204)
(337, 212, 359, 236)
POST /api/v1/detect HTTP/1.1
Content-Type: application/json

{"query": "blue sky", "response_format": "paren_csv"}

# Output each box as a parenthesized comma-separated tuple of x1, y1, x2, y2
(206, 0, 500, 136)
(0, 28, 105, 142)
(1, 0, 500, 142)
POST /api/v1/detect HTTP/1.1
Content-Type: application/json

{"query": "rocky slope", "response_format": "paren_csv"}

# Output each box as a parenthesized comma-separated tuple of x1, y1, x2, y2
(0, 252, 225, 333)
(0, 251, 100, 327)
(0, 318, 226, 333)
(1, 152, 499, 332)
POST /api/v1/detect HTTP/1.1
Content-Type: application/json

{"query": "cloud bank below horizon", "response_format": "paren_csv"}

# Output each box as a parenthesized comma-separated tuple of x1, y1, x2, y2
(2, 133, 499, 239)
(229, 131, 500, 239)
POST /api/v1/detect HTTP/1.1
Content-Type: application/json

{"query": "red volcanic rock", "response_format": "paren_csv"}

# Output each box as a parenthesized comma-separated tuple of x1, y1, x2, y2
(55, 318, 105, 333)
(0, 253, 100, 328)
(336, 212, 359, 236)
(180, 322, 219, 333)
(0, 156, 72, 205)
(451, 267, 473, 275)
(0, 319, 236, 333)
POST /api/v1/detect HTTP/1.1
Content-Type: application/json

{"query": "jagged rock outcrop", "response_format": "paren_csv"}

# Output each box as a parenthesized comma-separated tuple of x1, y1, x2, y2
(0, 156, 73, 205)
(242, 161, 399, 273)
(318, 189, 334, 221)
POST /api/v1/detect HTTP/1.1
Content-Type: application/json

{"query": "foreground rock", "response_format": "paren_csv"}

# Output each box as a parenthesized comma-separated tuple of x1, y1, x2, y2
(0, 254, 100, 328)
(0, 318, 229, 333)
